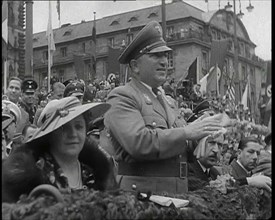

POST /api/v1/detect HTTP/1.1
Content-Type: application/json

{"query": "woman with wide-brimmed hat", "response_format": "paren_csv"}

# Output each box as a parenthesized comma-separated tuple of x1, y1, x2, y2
(2, 96, 117, 203)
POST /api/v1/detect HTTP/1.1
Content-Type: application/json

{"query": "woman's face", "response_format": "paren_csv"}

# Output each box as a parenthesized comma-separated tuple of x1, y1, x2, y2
(49, 115, 86, 158)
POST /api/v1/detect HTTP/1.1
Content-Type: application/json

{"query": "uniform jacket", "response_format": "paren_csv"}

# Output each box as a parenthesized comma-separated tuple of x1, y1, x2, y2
(188, 159, 220, 191)
(229, 159, 251, 179)
(19, 100, 37, 124)
(2, 138, 117, 203)
(103, 78, 189, 194)
(104, 78, 188, 162)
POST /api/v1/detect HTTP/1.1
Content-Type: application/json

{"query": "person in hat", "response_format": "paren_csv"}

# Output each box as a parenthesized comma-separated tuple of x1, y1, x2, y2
(64, 80, 85, 103)
(187, 99, 215, 123)
(5, 77, 30, 135)
(103, 20, 224, 194)
(2, 96, 118, 203)
(20, 79, 38, 124)
(33, 82, 66, 126)
(2, 100, 22, 155)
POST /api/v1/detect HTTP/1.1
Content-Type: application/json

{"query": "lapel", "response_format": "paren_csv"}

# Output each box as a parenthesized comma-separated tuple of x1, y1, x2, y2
(131, 79, 168, 121)
(160, 95, 176, 128)
(231, 159, 249, 178)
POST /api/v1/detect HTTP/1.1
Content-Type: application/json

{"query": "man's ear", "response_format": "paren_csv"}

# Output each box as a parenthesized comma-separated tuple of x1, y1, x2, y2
(129, 59, 139, 74)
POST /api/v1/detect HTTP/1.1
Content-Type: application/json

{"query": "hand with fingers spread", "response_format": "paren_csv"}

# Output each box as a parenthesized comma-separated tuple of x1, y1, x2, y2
(185, 116, 223, 141)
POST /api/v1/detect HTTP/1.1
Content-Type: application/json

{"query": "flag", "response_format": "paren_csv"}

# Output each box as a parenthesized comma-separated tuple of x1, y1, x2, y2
(185, 58, 198, 85)
(224, 84, 235, 110)
(56, 0, 60, 26)
(199, 73, 209, 95)
(209, 39, 229, 71)
(241, 74, 251, 110)
(73, 54, 85, 81)
(90, 13, 96, 80)
(46, 1, 56, 68)
(107, 46, 121, 76)
(2, 0, 8, 56)
(2, 0, 8, 93)
(206, 64, 221, 97)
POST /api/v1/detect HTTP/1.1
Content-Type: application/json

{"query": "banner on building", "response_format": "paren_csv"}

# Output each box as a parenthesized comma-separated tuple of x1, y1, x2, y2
(73, 54, 85, 81)
(107, 46, 121, 76)
(90, 13, 96, 80)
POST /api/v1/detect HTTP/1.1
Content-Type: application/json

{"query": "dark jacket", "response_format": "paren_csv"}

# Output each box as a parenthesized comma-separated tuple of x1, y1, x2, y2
(188, 159, 220, 191)
(2, 138, 117, 203)
(229, 159, 251, 179)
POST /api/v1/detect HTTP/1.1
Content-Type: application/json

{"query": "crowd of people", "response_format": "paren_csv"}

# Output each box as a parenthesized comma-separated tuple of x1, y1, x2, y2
(2, 21, 271, 206)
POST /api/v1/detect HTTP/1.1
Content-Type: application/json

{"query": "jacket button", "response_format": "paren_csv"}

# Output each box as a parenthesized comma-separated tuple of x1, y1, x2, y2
(179, 155, 182, 158)
(152, 122, 156, 127)
(132, 184, 137, 190)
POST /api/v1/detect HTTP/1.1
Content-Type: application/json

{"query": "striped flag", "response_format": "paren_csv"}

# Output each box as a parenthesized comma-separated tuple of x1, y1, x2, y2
(224, 84, 235, 110)
(241, 74, 251, 110)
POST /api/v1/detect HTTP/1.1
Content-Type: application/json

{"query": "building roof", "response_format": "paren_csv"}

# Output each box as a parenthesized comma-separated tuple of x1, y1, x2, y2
(33, 1, 205, 48)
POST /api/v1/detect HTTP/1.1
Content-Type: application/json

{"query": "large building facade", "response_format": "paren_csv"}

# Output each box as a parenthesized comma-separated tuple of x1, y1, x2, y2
(2, 1, 25, 84)
(6, 0, 266, 121)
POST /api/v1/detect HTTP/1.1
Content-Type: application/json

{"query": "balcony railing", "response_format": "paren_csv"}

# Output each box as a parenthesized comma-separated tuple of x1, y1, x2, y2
(166, 29, 211, 43)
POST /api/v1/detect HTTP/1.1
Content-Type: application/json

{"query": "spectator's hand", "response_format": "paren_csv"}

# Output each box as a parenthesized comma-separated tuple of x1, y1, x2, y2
(184, 116, 222, 140)
(247, 175, 271, 192)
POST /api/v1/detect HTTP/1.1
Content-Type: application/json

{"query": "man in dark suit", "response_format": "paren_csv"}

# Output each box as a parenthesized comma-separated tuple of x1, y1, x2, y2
(230, 136, 263, 179)
(103, 21, 223, 194)
(188, 134, 224, 191)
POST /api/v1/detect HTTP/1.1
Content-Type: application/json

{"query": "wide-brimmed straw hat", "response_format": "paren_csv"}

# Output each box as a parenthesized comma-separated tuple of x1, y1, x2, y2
(28, 96, 110, 143)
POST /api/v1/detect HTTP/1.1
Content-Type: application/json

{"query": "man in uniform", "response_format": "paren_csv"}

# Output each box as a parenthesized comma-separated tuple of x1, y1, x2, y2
(20, 79, 38, 124)
(103, 21, 224, 194)
(63, 80, 85, 103)
(5, 77, 30, 135)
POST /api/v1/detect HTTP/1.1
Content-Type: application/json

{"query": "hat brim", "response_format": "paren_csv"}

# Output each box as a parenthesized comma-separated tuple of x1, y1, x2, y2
(71, 92, 84, 97)
(27, 102, 110, 143)
(147, 45, 172, 53)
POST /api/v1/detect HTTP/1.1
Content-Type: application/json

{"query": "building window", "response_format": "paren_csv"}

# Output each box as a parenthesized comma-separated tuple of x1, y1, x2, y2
(59, 69, 65, 82)
(127, 34, 133, 45)
(82, 42, 86, 53)
(167, 26, 174, 39)
(108, 37, 114, 47)
(110, 20, 119, 26)
(217, 31, 221, 40)
(211, 29, 217, 40)
(128, 16, 138, 22)
(241, 65, 246, 81)
(43, 51, 48, 62)
(167, 51, 174, 68)
(61, 47, 67, 57)
(148, 12, 158, 18)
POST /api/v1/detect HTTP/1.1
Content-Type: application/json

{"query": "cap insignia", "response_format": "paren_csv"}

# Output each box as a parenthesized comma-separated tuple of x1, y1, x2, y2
(154, 25, 162, 36)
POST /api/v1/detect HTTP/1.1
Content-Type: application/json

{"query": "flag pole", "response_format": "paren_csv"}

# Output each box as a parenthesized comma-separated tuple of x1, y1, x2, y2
(47, 1, 51, 93)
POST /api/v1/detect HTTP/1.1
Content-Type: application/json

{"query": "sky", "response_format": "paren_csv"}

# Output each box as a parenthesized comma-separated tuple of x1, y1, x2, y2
(32, 0, 271, 61)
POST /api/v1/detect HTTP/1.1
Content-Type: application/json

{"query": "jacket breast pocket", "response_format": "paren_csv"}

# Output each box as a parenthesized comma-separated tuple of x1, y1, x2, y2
(143, 115, 168, 129)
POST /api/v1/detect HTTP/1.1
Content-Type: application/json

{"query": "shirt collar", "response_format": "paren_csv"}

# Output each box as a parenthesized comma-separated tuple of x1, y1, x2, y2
(197, 160, 209, 173)
(140, 81, 162, 97)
